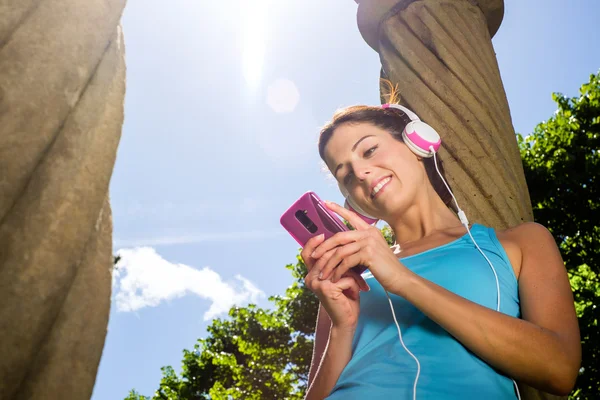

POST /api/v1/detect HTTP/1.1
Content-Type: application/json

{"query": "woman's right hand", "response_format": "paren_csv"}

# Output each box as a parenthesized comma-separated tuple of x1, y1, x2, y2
(301, 234, 369, 331)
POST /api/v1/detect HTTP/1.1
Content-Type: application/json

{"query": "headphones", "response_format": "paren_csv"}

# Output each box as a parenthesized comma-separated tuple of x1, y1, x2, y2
(339, 103, 442, 224)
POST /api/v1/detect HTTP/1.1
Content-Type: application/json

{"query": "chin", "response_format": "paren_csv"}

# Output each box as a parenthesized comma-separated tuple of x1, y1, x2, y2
(382, 191, 415, 216)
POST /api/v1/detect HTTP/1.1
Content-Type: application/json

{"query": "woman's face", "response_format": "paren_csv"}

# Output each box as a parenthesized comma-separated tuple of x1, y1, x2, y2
(324, 122, 427, 220)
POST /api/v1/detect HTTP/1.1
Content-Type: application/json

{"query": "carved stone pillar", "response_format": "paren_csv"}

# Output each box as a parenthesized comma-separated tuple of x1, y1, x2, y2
(357, 0, 533, 229)
(0, 1, 126, 399)
(355, 1, 565, 399)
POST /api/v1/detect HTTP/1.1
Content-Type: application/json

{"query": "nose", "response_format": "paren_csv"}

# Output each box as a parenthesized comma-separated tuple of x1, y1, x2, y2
(354, 165, 371, 181)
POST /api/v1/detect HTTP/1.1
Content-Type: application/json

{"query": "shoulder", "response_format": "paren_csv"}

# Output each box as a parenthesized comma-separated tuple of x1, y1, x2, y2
(499, 222, 556, 247)
(495, 222, 558, 279)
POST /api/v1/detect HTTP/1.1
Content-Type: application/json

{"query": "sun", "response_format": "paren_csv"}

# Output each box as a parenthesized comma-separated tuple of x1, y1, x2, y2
(242, 0, 270, 87)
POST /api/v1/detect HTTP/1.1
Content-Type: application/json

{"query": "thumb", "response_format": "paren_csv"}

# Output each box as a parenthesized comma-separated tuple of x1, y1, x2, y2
(344, 270, 370, 292)
(336, 277, 360, 300)
(335, 276, 356, 290)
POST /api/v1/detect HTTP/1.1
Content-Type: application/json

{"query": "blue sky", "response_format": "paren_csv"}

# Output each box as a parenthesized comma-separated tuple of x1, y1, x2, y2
(92, 1, 600, 398)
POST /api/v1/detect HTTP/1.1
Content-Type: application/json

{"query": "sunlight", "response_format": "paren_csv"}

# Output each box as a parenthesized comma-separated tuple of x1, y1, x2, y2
(242, 0, 270, 87)
(267, 78, 300, 113)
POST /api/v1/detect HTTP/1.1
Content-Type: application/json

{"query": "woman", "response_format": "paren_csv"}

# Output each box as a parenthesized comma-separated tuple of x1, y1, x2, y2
(301, 98, 581, 399)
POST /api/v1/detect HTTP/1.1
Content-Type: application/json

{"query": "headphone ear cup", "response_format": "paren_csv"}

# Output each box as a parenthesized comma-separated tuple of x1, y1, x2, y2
(344, 197, 379, 225)
(402, 121, 442, 158)
(338, 180, 350, 199)
(338, 176, 378, 225)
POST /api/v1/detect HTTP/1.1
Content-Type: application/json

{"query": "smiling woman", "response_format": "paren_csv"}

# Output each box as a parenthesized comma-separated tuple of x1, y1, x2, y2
(301, 83, 581, 399)
(242, 0, 270, 86)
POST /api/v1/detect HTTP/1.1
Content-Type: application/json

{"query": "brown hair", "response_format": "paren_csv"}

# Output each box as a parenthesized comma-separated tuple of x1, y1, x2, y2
(317, 83, 453, 208)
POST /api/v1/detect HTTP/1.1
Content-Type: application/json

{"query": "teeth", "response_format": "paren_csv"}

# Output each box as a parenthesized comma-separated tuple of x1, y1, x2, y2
(372, 177, 391, 196)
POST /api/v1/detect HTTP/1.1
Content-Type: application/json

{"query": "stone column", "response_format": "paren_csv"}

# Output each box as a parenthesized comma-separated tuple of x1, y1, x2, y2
(0, 1, 126, 399)
(357, 0, 533, 229)
(355, 1, 565, 399)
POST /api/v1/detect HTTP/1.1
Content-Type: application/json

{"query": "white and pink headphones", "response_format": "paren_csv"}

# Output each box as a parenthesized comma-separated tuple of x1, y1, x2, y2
(338, 103, 442, 224)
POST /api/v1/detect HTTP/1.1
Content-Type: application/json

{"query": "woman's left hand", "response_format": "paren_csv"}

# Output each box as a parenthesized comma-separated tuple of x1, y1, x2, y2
(311, 201, 407, 290)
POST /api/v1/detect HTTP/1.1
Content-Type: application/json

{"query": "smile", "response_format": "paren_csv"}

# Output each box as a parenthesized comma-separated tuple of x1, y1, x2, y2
(371, 176, 392, 198)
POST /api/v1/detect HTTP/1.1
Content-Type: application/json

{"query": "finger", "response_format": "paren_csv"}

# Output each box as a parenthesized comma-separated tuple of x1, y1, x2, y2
(300, 233, 325, 271)
(312, 249, 341, 282)
(334, 276, 359, 292)
(304, 271, 325, 294)
(335, 277, 360, 301)
(304, 274, 314, 291)
(343, 280, 361, 301)
(304, 268, 319, 290)
(344, 269, 370, 292)
(324, 200, 372, 231)
(320, 242, 361, 281)
(332, 253, 363, 283)
(311, 230, 365, 260)
(305, 233, 326, 253)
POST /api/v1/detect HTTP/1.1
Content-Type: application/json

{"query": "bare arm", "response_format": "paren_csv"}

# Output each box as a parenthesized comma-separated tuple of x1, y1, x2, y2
(305, 325, 355, 400)
(388, 222, 581, 395)
(301, 231, 364, 399)
(307, 303, 331, 387)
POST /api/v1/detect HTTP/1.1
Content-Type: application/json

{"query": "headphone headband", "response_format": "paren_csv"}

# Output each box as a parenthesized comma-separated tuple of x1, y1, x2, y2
(381, 103, 420, 122)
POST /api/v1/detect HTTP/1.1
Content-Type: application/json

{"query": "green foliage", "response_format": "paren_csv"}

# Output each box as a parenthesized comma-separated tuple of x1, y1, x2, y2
(381, 224, 394, 246)
(518, 71, 600, 399)
(124, 389, 149, 400)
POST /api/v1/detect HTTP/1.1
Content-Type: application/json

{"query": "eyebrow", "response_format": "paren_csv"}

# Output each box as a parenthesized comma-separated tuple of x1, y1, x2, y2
(333, 135, 375, 177)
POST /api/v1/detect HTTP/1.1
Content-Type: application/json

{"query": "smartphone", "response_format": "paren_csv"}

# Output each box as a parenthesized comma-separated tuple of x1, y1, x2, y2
(280, 191, 367, 274)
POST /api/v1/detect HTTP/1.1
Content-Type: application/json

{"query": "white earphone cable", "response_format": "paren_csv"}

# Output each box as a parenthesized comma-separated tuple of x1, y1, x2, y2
(430, 146, 521, 400)
(431, 149, 468, 226)
(385, 289, 420, 400)
(431, 148, 501, 311)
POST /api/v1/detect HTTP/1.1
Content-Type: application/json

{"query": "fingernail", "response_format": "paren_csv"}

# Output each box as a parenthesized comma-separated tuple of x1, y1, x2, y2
(319, 271, 323, 280)
(311, 251, 316, 258)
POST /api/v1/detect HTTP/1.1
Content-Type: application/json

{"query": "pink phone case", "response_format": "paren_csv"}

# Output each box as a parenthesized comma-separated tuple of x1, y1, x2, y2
(280, 191, 367, 274)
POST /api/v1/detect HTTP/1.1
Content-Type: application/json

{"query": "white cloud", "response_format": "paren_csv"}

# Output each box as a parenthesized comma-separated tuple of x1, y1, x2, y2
(267, 78, 300, 113)
(112, 247, 265, 320)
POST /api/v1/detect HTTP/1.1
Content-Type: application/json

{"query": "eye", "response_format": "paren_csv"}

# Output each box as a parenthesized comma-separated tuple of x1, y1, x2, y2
(364, 145, 378, 157)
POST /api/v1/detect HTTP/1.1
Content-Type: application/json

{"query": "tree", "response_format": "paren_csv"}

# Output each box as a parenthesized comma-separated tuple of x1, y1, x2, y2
(518, 71, 600, 399)
(126, 72, 599, 398)
(121, 256, 315, 399)
(124, 389, 149, 400)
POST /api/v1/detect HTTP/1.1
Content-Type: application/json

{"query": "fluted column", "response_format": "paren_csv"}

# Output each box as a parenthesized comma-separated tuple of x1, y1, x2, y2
(355, 1, 565, 399)
(357, 0, 533, 229)
(0, 1, 126, 399)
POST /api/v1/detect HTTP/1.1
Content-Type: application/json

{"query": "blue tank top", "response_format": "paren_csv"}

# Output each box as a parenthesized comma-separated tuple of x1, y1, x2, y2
(326, 224, 520, 400)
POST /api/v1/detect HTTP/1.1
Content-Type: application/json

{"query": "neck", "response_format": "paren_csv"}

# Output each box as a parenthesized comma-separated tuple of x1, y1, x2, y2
(388, 187, 461, 247)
